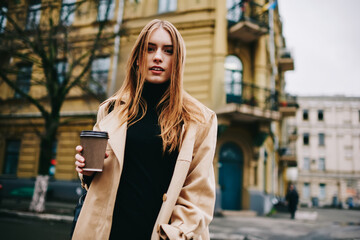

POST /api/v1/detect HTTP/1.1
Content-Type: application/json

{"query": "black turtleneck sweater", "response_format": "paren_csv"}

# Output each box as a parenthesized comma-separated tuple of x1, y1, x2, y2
(109, 81, 178, 239)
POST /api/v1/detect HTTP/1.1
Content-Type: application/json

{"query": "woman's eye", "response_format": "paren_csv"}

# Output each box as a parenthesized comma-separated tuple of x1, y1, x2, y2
(165, 48, 173, 54)
(148, 47, 155, 52)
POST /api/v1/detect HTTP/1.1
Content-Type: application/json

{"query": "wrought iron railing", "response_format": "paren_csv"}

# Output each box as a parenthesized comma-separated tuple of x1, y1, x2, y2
(226, 81, 279, 111)
(227, 0, 269, 28)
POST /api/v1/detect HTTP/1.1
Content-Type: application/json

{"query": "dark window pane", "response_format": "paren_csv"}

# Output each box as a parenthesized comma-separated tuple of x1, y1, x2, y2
(26, 0, 42, 30)
(303, 109, 308, 120)
(97, 0, 115, 21)
(318, 110, 324, 121)
(319, 133, 325, 146)
(303, 133, 309, 145)
(14, 65, 32, 98)
(3, 140, 21, 175)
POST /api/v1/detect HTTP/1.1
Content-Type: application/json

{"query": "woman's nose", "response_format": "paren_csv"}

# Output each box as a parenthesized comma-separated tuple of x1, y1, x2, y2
(153, 49, 163, 62)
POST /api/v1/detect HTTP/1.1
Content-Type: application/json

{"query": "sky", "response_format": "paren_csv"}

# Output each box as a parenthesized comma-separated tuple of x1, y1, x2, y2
(277, 0, 360, 96)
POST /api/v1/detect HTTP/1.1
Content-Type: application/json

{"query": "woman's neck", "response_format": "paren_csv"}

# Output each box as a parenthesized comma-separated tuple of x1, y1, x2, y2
(142, 81, 169, 106)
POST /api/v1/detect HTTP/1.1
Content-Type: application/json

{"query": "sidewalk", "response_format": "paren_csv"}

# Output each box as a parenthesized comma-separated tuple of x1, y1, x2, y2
(0, 197, 76, 222)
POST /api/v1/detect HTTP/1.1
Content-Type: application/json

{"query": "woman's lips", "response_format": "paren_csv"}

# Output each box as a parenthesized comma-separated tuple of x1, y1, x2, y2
(150, 66, 164, 74)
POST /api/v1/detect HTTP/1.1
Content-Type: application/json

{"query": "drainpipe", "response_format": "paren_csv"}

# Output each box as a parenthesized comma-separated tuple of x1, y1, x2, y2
(268, 0, 277, 107)
(268, 0, 277, 197)
(109, 0, 125, 97)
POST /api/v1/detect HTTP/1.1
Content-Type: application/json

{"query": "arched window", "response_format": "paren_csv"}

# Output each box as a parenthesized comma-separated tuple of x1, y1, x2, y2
(225, 55, 243, 103)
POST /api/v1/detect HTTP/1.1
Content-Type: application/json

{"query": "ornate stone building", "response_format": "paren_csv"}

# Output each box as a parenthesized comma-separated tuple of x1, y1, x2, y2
(0, 0, 296, 213)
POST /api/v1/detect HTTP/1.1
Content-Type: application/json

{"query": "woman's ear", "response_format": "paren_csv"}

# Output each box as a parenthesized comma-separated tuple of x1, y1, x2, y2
(136, 60, 139, 66)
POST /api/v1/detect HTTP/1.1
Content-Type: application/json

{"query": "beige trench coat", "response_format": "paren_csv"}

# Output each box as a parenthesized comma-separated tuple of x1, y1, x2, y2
(72, 96, 217, 240)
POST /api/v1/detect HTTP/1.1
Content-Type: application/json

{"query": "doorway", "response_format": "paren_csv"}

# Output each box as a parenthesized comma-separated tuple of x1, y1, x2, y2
(219, 142, 244, 210)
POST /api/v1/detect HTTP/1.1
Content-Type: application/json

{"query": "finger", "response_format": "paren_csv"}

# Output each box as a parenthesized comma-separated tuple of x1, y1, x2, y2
(76, 145, 83, 153)
(75, 160, 85, 168)
(75, 153, 85, 163)
(75, 166, 83, 174)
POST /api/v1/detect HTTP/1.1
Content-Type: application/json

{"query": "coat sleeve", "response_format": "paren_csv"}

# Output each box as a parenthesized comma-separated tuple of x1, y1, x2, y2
(79, 102, 108, 190)
(159, 112, 218, 240)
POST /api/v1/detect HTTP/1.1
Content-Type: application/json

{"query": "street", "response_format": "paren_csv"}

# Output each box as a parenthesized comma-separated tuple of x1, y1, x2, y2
(0, 208, 359, 240)
(210, 208, 360, 240)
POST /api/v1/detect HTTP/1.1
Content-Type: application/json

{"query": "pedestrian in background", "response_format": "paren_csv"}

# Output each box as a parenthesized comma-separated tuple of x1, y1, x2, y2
(73, 19, 217, 239)
(286, 183, 299, 219)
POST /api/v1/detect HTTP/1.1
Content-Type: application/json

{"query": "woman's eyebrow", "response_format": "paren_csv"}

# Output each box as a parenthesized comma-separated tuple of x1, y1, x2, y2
(148, 42, 173, 47)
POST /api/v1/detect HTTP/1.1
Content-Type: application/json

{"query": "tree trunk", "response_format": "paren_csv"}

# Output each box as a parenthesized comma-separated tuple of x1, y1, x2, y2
(29, 175, 49, 212)
(29, 116, 59, 212)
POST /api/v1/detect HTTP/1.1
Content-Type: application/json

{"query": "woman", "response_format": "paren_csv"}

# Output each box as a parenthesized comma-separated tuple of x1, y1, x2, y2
(73, 19, 217, 240)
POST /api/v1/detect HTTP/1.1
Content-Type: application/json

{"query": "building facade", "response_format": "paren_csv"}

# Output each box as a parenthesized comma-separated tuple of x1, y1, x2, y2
(0, 0, 296, 214)
(288, 96, 360, 207)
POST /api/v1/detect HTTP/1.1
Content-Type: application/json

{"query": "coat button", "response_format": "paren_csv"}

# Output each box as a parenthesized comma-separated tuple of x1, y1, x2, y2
(162, 193, 167, 201)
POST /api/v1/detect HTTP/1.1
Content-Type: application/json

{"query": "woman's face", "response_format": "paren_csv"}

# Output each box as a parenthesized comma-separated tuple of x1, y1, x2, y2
(143, 27, 174, 84)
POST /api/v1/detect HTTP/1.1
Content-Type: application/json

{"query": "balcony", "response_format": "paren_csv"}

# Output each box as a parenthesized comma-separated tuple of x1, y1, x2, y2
(279, 143, 297, 167)
(278, 48, 294, 71)
(278, 94, 298, 118)
(227, 0, 268, 42)
(216, 82, 280, 122)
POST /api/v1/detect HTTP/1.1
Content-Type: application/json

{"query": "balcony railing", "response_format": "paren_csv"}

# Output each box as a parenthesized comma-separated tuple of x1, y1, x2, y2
(227, 0, 269, 42)
(226, 81, 279, 111)
(279, 142, 297, 167)
(278, 93, 298, 117)
(278, 48, 294, 71)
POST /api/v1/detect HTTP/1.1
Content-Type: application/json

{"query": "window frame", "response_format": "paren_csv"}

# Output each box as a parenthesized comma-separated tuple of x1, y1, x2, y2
(318, 157, 325, 171)
(303, 182, 310, 199)
(25, 0, 42, 30)
(158, 0, 177, 14)
(318, 133, 325, 146)
(0, 3, 7, 33)
(303, 157, 310, 170)
(89, 57, 111, 95)
(14, 64, 33, 98)
(225, 55, 243, 104)
(303, 133, 309, 146)
(60, 0, 77, 26)
(303, 109, 309, 121)
(3, 139, 21, 175)
(319, 183, 326, 199)
(318, 109, 324, 121)
(97, 0, 115, 22)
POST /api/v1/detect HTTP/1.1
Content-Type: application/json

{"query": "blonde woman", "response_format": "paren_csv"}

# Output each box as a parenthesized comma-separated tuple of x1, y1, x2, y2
(74, 19, 217, 240)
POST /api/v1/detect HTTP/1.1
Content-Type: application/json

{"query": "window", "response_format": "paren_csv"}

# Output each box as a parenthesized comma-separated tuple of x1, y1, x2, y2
(3, 140, 21, 175)
(303, 109, 309, 121)
(318, 157, 325, 171)
(303, 183, 310, 199)
(56, 61, 68, 84)
(318, 133, 325, 146)
(0, 3, 7, 33)
(303, 133, 309, 145)
(158, 0, 177, 13)
(319, 183, 326, 199)
(318, 109, 324, 121)
(14, 65, 32, 98)
(97, 0, 115, 21)
(26, 0, 42, 30)
(90, 57, 110, 95)
(227, 0, 243, 23)
(303, 157, 310, 170)
(60, 0, 76, 26)
(225, 55, 243, 104)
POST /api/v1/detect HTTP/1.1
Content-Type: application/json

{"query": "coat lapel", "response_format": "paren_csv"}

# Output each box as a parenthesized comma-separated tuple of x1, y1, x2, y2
(98, 110, 127, 169)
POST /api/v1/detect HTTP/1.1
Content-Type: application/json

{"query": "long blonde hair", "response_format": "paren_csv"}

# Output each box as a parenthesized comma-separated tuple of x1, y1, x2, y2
(113, 19, 204, 152)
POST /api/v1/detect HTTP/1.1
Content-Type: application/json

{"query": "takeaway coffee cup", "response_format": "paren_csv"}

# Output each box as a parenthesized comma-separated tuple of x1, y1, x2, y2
(80, 130, 109, 172)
